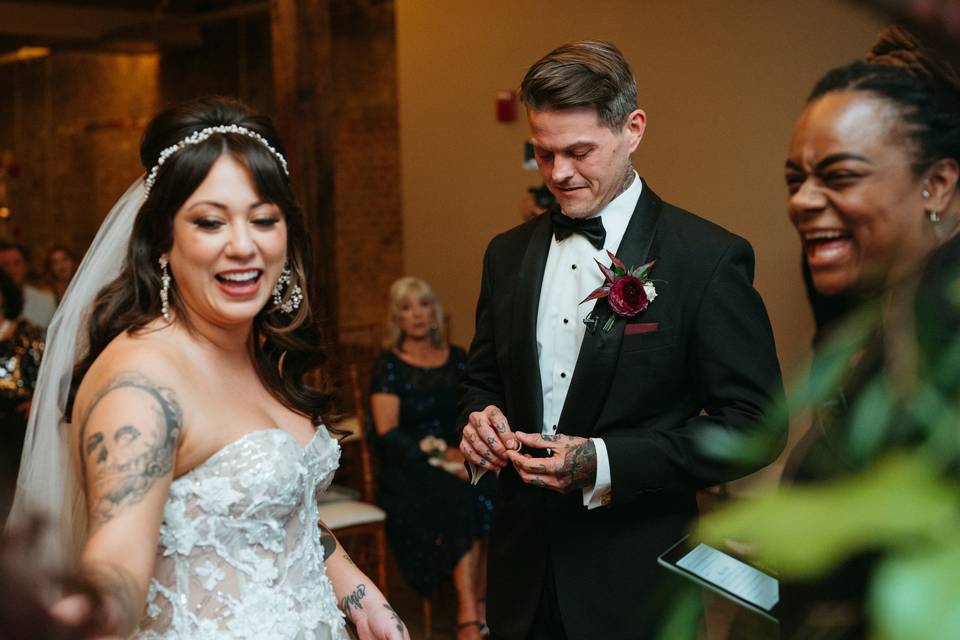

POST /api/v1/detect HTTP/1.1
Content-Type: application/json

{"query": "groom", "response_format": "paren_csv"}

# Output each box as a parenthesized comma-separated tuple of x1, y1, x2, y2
(458, 41, 786, 640)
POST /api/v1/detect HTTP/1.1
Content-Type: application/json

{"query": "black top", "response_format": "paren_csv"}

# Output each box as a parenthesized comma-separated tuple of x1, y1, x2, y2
(370, 346, 494, 596)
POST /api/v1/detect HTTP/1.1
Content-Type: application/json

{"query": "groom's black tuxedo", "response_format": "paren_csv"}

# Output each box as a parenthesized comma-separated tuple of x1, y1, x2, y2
(459, 180, 786, 640)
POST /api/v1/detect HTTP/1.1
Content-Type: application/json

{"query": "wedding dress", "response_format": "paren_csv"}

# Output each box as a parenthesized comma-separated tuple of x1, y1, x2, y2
(133, 427, 348, 640)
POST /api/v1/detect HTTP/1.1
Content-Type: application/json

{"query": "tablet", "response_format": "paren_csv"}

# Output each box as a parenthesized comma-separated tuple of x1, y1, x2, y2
(658, 535, 780, 623)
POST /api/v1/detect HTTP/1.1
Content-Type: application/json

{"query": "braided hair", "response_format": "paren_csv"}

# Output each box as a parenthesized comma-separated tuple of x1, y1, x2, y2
(808, 26, 960, 175)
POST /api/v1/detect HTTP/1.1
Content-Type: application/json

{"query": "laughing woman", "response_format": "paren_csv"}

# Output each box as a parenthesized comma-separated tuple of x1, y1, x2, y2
(9, 97, 409, 640)
(779, 26, 960, 637)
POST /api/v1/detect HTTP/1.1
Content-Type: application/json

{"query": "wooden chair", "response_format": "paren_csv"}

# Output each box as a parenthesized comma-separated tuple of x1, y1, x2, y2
(317, 364, 389, 596)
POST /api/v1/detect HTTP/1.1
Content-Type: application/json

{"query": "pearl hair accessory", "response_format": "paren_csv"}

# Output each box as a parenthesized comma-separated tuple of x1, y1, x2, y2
(159, 255, 171, 322)
(143, 124, 289, 198)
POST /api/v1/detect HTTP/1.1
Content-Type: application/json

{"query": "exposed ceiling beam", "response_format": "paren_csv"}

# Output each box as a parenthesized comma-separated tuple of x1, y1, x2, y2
(0, 2, 158, 41)
(0, 1, 269, 52)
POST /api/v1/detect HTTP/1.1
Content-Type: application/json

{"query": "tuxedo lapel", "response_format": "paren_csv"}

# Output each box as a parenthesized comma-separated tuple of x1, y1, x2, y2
(557, 182, 664, 438)
(509, 213, 553, 434)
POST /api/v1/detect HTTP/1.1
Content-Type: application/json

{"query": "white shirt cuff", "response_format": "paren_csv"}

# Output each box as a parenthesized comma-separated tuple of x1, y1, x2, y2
(582, 437, 611, 509)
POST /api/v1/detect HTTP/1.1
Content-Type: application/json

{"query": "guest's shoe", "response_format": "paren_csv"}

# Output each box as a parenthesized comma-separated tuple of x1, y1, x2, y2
(477, 597, 490, 638)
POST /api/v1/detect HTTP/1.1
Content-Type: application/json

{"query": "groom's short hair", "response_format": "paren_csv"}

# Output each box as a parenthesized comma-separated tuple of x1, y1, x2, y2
(520, 40, 638, 131)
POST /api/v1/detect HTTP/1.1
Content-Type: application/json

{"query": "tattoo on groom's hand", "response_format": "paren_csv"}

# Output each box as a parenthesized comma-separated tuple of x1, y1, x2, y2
(459, 405, 517, 470)
(507, 432, 597, 494)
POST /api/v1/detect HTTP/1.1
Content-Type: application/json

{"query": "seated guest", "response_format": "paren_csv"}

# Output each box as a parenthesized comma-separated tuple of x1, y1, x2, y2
(370, 277, 496, 640)
(0, 242, 56, 328)
(43, 244, 78, 305)
(0, 269, 44, 525)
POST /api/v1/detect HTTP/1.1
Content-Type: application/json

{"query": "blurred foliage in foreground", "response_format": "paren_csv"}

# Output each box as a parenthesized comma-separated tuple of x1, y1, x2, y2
(659, 273, 960, 639)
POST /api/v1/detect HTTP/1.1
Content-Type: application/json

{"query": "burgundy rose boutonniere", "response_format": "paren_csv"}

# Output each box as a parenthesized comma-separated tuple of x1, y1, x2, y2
(581, 250, 658, 332)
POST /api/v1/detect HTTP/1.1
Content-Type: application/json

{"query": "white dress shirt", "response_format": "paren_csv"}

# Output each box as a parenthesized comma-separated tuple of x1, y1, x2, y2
(537, 172, 642, 509)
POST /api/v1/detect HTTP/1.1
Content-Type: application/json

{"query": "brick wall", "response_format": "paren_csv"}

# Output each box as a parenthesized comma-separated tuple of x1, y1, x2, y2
(0, 3, 402, 336)
(331, 0, 402, 343)
(0, 53, 159, 278)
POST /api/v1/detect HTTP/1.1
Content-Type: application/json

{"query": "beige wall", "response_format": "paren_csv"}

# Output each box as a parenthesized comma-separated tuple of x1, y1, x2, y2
(396, 0, 885, 373)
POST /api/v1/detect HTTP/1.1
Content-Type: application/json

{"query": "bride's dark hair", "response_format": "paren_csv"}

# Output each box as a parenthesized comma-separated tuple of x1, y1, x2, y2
(68, 96, 332, 424)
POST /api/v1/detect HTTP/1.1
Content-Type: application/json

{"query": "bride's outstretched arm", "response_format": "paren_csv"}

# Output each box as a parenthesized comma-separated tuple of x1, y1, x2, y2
(320, 521, 411, 640)
(52, 371, 183, 637)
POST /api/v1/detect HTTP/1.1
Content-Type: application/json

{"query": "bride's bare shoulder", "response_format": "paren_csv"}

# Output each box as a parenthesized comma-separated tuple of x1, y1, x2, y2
(74, 323, 187, 415)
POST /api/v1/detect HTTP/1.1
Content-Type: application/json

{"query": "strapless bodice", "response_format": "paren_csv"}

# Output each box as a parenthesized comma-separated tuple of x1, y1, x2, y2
(134, 427, 348, 640)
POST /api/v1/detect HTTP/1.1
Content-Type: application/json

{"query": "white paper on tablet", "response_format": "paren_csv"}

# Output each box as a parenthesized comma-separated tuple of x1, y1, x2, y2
(676, 543, 779, 611)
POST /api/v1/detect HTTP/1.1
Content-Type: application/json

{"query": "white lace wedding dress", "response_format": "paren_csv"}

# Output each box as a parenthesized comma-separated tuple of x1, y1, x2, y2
(133, 427, 349, 639)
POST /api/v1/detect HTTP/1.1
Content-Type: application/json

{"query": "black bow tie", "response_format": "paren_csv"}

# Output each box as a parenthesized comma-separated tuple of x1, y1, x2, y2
(550, 209, 606, 250)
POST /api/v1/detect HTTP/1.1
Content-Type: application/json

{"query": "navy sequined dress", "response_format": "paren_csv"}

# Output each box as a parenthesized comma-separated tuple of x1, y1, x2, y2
(370, 346, 495, 596)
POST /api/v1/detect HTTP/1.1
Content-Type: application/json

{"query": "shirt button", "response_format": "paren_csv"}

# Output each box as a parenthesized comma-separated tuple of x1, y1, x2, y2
(571, 264, 577, 270)
(560, 372, 567, 378)
(563, 318, 569, 324)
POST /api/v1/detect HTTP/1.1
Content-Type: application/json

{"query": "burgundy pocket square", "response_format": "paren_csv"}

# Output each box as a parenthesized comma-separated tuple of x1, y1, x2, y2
(624, 322, 659, 335)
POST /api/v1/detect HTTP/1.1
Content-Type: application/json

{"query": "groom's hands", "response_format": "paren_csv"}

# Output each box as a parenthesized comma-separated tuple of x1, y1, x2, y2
(508, 432, 597, 494)
(460, 405, 518, 470)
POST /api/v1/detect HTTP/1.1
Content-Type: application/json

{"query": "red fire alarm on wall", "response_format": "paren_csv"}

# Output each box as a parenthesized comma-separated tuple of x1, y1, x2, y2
(496, 90, 516, 122)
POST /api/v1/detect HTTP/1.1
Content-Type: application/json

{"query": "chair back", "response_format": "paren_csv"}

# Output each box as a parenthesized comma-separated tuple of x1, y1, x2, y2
(347, 363, 377, 503)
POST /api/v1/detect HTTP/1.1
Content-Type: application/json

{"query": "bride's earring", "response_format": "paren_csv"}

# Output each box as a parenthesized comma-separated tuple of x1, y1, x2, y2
(272, 263, 303, 314)
(159, 255, 171, 322)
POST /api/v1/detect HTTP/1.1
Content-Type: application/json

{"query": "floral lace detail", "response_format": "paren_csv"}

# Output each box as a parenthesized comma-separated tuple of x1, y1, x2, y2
(134, 428, 348, 639)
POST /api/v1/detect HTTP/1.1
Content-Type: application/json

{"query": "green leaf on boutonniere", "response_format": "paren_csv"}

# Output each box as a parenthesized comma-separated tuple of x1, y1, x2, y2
(630, 259, 656, 280)
(608, 252, 629, 276)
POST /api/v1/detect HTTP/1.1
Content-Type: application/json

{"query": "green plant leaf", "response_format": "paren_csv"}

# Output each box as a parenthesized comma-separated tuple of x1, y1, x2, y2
(696, 454, 960, 579)
(846, 375, 894, 465)
(870, 543, 960, 640)
(655, 585, 702, 640)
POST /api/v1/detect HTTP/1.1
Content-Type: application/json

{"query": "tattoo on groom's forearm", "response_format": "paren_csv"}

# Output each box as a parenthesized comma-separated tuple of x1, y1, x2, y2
(340, 584, 367, 616)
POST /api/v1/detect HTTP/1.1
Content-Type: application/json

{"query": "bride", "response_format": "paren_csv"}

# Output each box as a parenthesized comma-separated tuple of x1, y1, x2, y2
(8, 96, 408, 640)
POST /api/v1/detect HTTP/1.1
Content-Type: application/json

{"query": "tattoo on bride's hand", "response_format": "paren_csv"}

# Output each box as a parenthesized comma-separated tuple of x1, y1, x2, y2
(79, 372, 183, 529)
(340, 584, 367, 618)
(384, 603, 404, 632)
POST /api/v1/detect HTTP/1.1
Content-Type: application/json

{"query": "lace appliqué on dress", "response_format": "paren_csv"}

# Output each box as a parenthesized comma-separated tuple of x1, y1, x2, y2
(134, 428, 348, 640)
